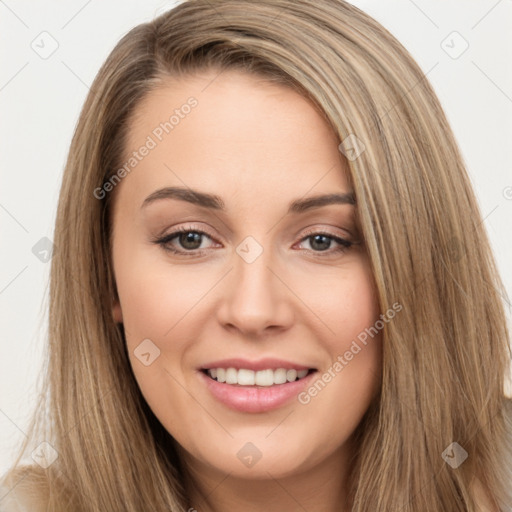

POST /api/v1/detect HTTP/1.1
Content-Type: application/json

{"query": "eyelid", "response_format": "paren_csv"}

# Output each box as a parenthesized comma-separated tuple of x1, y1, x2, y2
(154, 224, 220, 250)
(298, 225, 353, 241)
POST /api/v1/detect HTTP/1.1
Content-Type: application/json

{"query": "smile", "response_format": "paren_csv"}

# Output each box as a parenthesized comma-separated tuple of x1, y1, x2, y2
(198, 359, 319, 413)
(204, 367, 313, 386)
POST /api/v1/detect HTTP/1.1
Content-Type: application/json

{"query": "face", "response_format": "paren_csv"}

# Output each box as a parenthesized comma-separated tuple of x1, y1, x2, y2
(110, 70, 382, 481)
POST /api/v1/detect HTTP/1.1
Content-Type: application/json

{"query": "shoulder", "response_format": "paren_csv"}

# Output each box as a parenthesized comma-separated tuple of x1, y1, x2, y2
(0, 466, 49, 512)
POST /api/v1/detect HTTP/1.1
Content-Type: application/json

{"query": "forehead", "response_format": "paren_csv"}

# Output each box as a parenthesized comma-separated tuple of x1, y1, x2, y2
(117, 70, 351, 209)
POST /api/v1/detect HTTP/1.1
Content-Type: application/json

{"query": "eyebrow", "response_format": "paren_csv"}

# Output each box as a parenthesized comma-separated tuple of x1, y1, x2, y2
(141, 186, 356, 213)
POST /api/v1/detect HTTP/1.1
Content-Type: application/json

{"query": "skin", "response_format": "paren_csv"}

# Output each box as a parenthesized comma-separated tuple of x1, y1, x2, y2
(111, 69, 382, 512)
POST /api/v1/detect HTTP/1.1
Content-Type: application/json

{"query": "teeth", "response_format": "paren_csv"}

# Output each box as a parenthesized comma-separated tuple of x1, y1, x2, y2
(274, 368, 287, 384)
(255, 369, 274, 386)
(298, 369, 308, 379)
(287, 369, 297, 382)
(206, 367, 310, 386)
(225, 367, 238, 384)
(238, 369, 255, 385)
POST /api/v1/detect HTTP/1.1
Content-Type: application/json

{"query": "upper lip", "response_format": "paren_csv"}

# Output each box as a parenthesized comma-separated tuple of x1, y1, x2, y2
(200, 358, 316, 372)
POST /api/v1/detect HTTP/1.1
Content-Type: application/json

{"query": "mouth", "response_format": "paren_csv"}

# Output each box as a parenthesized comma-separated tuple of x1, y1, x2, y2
(198, 360, 319, 413)
(201, 367, 317, 387)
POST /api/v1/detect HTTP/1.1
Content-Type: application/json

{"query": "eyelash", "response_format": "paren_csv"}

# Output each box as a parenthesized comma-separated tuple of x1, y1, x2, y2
(152, 225, 355, 258)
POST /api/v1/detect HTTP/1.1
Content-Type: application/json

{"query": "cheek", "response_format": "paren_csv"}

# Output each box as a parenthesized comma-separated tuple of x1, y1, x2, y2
(113, 243, 214, 341)
(298, 259, 382, 405)
(111, 241, 221, 399)
(302, 258, 380, 344)
(296, 271, 382, 450)
(112, 257, 202, 431)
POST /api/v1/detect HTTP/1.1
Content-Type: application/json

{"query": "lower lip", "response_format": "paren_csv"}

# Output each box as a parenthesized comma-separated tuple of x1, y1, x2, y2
(199, 370, 317, 413)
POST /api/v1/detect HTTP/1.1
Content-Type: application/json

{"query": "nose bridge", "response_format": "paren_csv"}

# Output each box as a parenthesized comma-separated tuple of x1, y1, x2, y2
(233, 237, 278, 310)
(235, 241, 273, 297)
(216, 236, 293, 334)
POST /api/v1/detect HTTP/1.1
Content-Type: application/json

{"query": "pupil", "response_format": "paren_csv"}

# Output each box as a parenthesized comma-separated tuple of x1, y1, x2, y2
(311, 234, 330, 251)
(180, 232, 202, 249)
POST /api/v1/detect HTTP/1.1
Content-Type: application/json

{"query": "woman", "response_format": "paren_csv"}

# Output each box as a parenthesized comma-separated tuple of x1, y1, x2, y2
(1, 0, 511, 510)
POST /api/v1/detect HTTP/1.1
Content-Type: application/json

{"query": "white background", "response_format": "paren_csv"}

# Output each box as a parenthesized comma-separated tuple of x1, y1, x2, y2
(1, 0, 511, 474)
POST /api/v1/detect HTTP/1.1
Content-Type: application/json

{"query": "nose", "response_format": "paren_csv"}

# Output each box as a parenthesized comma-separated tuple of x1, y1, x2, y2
(216, 246, 295, 337)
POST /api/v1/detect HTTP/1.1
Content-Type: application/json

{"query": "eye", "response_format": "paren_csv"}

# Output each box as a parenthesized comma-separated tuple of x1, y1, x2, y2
(296, 230, 353, 255)
(153, 225, 218, 256)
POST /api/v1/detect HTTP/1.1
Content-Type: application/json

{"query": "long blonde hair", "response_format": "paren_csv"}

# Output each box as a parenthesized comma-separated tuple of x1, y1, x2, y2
(3, 1, 511, 510)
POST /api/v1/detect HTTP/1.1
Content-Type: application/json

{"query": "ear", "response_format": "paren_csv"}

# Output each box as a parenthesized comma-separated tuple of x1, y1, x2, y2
(112, 298, 123, 323)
